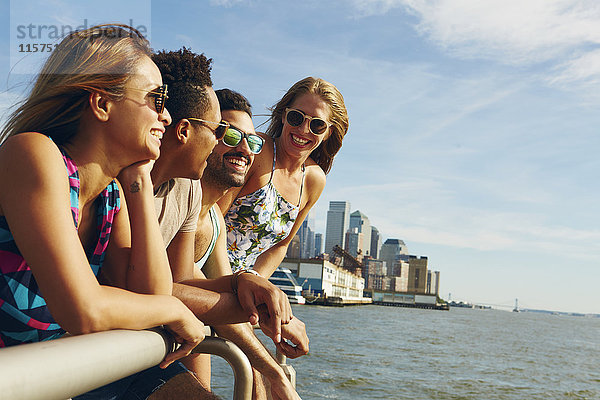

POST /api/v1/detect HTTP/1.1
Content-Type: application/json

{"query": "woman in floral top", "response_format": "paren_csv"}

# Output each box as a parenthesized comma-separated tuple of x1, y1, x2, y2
(218, 77, 349, 277)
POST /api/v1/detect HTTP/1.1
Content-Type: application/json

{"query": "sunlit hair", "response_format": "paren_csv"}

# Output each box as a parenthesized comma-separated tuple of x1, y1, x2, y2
(216, 88, 252, 117)
(152, 48, 213, 125)
(0, 24, 151, 144)
(265, 77, 349, 174)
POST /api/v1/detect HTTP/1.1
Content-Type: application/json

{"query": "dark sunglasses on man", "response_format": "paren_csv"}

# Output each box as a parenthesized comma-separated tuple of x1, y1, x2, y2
(284, 107, 329, 135)
(187, 118, 230, 140)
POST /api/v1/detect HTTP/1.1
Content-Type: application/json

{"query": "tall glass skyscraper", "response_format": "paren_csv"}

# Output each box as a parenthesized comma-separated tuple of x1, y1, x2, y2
(314, 233, 323, 256)
(370, 226, 381, 259)
(325, 201, 351, 255)
(349, 210, 371, 256)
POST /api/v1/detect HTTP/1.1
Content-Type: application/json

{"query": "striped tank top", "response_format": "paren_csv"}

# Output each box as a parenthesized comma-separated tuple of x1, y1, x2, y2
(0, 146, 120, 347)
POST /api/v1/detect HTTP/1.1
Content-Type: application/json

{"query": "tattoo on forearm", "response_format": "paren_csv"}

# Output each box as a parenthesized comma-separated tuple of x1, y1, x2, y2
(129, 182, 141, 193)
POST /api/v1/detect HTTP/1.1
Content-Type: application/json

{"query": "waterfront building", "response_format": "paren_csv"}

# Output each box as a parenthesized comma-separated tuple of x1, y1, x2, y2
(344, 227, 364, 258)
(287, 213, 317, 258)
(363, 258, 385, 289)
(298, 219, 315, 258)
(280, 258, 366, 301)
(349, 210, 371, 256)
(324, 201, 351, 255)
(390, 276, 405, 292)
(392, 260, 409, 291)
(427, 270, 440, 296)
(370, 226, 381, 259)
(367, 274, 391, 291)
(407, 255, 428, 293)
(379, 238, 409, 276)
(286, 234, 301, 258)
(314, 233, 323, 257)
(364, 289, 440, 308)
(364, 258, 386, 276)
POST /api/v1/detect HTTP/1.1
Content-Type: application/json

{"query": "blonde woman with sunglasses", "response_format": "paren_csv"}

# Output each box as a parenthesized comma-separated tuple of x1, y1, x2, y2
(218, 77, 349, 278)
(0, 25, 213, 399)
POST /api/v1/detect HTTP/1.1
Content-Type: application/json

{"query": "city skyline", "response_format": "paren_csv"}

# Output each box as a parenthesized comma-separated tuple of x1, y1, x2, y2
(0, 1, 598, 314)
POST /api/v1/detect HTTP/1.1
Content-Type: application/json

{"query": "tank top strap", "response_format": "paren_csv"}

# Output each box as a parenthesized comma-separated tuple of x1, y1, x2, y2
(297, 163, 305, 207)
(57, 146, 80, 227)
(269, 140, 277, 183)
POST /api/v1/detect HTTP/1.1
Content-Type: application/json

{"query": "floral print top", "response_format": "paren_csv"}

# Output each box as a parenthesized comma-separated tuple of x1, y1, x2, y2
(225, 142, 304, 273)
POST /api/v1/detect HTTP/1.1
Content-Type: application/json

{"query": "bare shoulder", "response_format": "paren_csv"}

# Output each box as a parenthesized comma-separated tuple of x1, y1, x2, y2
(0, 132, 60, 159)
(239, 134, 274, 196)
(0, 133, 68, 213)
(0, 133, 66, 185)
(304, 159, 326, 192)
(249, 134, 274, 175)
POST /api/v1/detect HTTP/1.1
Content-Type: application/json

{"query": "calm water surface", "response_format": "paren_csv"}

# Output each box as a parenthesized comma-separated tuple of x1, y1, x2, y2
(211, 305, 600, 399)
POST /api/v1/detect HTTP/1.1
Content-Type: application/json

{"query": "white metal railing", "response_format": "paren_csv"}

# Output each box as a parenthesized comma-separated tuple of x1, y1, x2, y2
(0, 327, 253, 400)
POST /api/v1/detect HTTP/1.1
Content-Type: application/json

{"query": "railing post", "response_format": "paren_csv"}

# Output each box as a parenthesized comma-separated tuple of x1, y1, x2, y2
(192, 336, 253, 400)
(275, 349, 296, 388)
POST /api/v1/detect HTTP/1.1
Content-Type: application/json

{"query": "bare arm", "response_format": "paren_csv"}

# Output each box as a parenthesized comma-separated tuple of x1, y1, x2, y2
(214, 323, 301, 400)
(172, 283, 248, 325)
(116, 162, 173, 295)
(0, 134, 204, 366)
(168, 231, 197, 282)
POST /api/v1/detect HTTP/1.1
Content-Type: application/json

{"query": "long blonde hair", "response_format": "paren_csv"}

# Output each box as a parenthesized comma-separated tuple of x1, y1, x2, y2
(265, 77, 349, 174)
(1, 24, 151, 144)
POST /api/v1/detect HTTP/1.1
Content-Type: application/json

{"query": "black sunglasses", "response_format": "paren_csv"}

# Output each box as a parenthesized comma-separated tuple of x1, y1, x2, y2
(222, 126, 264, 154)
(284, 108, 329, 135)
(130, 84, 168, 114)
(187, 118, 230, 140)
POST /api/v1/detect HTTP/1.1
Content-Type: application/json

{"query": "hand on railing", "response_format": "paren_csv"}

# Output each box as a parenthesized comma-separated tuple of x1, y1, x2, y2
(160, 303, 206, 368)
(236, 273, 293, 343)
(258, 315, 309, 358)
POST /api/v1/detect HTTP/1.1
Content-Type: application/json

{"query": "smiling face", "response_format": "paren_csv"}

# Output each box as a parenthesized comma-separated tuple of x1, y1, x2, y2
(186, 87, 221, 180)
(203, 109, 255, 188)
(110, 55, 172, 161)
(279, 93, 331, 160)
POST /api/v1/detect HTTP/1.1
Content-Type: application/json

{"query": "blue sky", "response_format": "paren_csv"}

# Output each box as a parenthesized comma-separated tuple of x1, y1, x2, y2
(1, 0, 599, 314)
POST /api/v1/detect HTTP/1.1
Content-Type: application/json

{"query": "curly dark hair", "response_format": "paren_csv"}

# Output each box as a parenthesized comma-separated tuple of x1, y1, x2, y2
(215, 88, 252, 117)
(151, 47, 213, 126)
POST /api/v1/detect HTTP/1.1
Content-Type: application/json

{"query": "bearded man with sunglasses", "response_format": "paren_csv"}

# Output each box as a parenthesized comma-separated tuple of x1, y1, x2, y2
(188, 88, 308, 400)
(148, 49, 301, 399)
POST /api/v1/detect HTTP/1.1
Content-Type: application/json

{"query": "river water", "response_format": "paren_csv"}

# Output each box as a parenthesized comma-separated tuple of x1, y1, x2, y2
(211, 305, 600, 399)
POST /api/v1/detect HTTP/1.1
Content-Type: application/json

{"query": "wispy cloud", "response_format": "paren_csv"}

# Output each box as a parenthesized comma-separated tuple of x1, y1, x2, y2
(209, 0, 248, 7)
(314, 170, 600, 260)
(549, 47, 600, 94)
(405, 0, 600, 63)
(350, 0, 600, 93)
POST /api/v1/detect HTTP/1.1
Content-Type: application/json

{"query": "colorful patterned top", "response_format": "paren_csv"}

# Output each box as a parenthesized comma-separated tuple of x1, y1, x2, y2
(225, 142, 304, 273)
(0, 145, 120, 347)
